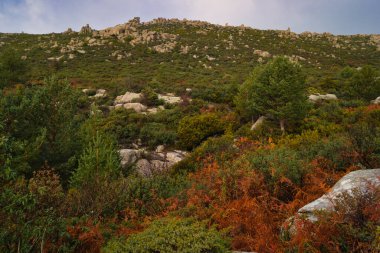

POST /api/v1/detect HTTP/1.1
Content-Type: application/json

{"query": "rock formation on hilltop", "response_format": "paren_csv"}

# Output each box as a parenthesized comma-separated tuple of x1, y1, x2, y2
(79, 24, 93, 34)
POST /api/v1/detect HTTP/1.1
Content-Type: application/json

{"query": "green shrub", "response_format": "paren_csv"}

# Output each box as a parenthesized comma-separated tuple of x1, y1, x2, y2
(139, 122, 176, 148)
(246, 147, 307, 186)
(177, 113, 226, 150)
(118, 173, 189, 216)
(141, 87, 163, 106)
(103, 217, 230, 253)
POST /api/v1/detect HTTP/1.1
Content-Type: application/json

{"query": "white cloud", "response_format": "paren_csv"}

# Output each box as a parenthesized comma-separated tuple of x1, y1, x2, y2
(22, 0, 54, 33)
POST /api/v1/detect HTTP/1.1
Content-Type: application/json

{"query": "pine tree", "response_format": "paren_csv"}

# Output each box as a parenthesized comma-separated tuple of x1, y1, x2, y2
(235, 56, 309, 133)
(70, 131, 120, 189)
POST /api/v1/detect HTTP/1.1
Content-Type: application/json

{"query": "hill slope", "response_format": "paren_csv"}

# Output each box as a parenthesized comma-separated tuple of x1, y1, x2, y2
(1, 17, 380, 101)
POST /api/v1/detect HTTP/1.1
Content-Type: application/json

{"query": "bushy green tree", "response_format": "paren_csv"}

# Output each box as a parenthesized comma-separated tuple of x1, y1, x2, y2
(103, 217, 230, 253)
(70, 131, 120, 189)
(235, 56, 309, 132)
(177, 113, 225, 150)
(0, 49, 28, 88)
(0, 76, 84, 181)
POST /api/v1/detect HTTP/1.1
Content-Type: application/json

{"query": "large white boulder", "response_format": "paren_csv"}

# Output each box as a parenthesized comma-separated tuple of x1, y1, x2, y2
(371, 96, 380, 105)
(297, 169, 380, 221)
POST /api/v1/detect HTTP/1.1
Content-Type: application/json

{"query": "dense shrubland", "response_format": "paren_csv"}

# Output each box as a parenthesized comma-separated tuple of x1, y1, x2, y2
(1, 33, 380, 253)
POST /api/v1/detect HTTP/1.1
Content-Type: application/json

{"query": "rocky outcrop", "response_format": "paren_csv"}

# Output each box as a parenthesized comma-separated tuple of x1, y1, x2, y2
(96, 17, 141, 37)
(63, 28, 75, 34)
(119, 146, 188, 176)
(115, 92, 142, 104)
(130, 30, 177, 46)
(95, 17, 177, 46)
(308, 93, 338, 102)
(80, 24, 93, 34)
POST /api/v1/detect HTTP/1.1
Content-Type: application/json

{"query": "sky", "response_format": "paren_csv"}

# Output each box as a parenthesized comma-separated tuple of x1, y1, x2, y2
(0, 0, 379, 35)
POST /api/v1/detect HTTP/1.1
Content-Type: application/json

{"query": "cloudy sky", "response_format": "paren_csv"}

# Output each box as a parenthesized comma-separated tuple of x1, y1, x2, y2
(0, 0, 379, 35)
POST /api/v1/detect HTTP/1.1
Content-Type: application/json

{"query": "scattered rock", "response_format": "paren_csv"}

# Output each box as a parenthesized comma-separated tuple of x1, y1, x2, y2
(308, 93, 338, 102)
(123, 103, 147, 113)
(254, 49, 271, 58)
(94, 89, 107, 98)
(206, 55, 216, 61)
(115, 92, 142, 104)
(158, 94, 182, 104)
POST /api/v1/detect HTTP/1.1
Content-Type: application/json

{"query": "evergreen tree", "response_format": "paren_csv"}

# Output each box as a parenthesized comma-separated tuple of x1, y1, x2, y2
(70, 131, 120, 189)
(235, 56, 309, 133)
(350, 65, 380, 101)
(0, 76, 83, 180)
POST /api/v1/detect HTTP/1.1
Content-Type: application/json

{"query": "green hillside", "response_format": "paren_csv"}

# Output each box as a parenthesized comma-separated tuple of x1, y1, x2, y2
(1, 17, 379, 100)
